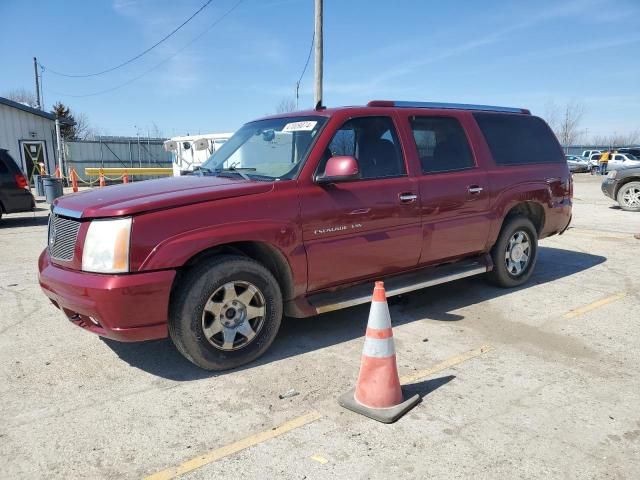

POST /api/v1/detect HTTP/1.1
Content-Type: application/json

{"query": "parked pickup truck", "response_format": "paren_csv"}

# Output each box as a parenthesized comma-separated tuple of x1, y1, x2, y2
(39, 101, 572, 370)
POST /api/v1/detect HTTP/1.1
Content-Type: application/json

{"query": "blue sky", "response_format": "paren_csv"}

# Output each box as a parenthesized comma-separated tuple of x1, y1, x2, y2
(1, 0, 638, 139)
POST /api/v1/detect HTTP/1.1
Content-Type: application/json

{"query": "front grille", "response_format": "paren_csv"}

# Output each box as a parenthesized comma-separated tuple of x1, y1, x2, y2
(48, 214, 81, 261)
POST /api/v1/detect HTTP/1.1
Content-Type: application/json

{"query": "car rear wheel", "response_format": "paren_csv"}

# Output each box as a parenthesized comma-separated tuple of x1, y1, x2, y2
(616, 181, 640, 212)
(169, 255, 282, 371)
(487, 216, 538, 288)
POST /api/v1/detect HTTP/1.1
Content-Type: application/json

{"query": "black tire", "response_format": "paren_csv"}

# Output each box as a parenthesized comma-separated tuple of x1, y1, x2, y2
(169, 255, 283, 371)
(487, 216, 538, 288)
(616, 181, 640, 212)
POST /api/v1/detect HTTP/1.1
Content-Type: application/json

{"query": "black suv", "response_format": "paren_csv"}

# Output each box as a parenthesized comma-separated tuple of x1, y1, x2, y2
(0, 149, 35, 221)
(602, 165, 640, 212)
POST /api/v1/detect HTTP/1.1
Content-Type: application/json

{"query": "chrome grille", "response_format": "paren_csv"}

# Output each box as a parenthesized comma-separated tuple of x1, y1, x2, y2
(48, 214, 81, 261)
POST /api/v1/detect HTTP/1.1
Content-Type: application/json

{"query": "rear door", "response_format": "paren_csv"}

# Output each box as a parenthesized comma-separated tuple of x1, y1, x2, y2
(300, 115, 422, 291)
(401, 113, 492, 265)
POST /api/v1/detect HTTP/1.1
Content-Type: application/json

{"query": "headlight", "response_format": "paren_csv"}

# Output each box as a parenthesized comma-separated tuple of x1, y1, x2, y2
(82, 218, 132, 273)
(607, 170, 617, 179)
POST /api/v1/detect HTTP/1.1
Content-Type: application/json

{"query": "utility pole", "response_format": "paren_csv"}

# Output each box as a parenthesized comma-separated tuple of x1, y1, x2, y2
(33, 57, 41, 109)
(314, 0, 323, 108)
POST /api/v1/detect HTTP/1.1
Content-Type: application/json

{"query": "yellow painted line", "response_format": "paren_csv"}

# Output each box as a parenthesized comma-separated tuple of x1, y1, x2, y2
(563, 293, 626, 319)
(400, 345, 492, 384)
(85, 167, 173, 176)
(145, 411, 322, 480)
(310, 454, 329, 464)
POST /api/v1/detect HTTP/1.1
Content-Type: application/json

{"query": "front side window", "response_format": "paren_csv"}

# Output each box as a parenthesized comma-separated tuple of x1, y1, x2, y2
(319, 116, 405, 180)
(201, 116, 327, 180)
(410, 116, 475, 174)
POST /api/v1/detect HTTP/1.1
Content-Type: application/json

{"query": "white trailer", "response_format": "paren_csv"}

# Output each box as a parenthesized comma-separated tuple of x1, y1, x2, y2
(164, 133, 233, 176)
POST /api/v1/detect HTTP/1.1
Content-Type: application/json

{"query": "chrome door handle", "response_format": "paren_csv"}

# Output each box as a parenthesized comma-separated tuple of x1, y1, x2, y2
(399, 193, 418, 203)
(468, 186, 483, 194)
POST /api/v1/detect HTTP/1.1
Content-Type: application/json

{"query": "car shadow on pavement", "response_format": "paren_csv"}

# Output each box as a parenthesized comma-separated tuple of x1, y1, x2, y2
(0, 212, 49, 228)
(102, 246, 606, 380)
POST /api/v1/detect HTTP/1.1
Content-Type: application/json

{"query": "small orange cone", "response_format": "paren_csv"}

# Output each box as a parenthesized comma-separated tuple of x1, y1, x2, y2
(338, 281, 420, 423)
(71, 169, 79, 193)
(54, 166, 61, 178)
(122, 170, 129, 184)
(99, 168, 105, 188)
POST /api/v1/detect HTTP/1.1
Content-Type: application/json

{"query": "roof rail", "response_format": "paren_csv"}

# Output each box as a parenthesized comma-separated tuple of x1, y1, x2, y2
(367, 100, 530, 114)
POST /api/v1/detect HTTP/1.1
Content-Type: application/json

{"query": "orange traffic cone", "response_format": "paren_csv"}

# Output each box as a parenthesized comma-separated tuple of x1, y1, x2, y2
(122, 170, 129, 184)
(71, 169, 79, 193)
(54, 166, 61, 178)
(99, 168, 105, 188)
(338, 281, 420, 423)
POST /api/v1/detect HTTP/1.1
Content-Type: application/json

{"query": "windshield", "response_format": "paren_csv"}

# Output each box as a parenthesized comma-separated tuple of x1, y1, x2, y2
(200, 116, 327, 180)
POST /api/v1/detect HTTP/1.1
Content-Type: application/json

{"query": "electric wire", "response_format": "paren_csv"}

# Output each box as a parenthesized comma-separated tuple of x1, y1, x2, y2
(296, 30, 314, 87)
(41, 0, 215, 77)
(44, 0, 244, 98)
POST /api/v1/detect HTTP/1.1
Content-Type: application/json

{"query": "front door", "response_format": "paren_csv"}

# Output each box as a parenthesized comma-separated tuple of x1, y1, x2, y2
(20, 140, 47, 182)
(301, 116, 422, 292)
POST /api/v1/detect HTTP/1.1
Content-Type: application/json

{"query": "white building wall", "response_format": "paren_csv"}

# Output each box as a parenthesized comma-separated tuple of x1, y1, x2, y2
(0, 103, 57, 175)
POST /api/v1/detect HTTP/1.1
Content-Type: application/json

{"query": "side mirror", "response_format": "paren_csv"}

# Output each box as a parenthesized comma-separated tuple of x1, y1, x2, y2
(316, 156, 360, 184)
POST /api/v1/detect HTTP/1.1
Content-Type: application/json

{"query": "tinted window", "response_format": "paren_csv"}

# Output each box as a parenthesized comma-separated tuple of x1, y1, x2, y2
(410, 116, 475, 174)
(0, 151, 12, 174)
(473, 113, 563, 165)
(320, 116, 405, 179)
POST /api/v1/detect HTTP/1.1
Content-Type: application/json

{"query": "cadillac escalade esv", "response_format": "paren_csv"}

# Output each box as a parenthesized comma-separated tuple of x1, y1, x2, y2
(39, 101, 572, 370)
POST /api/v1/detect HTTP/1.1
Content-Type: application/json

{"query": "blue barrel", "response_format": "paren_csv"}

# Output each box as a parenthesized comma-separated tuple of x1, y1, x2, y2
(34, 174, 50, 196)
(43, 177, 64, 203)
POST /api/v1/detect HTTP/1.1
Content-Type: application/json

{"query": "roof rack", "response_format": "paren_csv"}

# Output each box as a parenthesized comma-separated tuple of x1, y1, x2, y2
(367, 100, 530, 114)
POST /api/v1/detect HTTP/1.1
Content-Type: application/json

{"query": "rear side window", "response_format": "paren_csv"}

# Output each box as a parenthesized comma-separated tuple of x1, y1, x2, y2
(473, 113, 563, 165)
(409, 116, 475, 173)
(0, 152, 11, 174)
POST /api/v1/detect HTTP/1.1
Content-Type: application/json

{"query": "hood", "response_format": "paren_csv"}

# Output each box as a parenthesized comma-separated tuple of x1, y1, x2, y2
(53, 175, 274, 219)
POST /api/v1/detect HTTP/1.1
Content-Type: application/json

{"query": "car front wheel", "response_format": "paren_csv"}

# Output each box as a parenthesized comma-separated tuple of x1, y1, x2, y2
(169, 255, 283, 371)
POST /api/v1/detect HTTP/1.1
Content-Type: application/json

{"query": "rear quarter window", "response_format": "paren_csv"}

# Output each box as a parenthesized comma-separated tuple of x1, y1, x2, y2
(0, 152, 12, 174)
(473, 113, 564, 165)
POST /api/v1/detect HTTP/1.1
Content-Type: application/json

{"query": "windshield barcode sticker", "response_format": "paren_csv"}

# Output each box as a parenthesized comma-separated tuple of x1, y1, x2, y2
(282, 121, 317, 132)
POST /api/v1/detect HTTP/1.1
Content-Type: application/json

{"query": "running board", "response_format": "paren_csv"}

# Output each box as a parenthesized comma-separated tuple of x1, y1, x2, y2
(309, 256, 491, 315)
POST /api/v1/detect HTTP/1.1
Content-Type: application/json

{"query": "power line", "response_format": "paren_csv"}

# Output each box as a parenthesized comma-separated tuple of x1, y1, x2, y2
(41, 0, 215, 78)
(295, 30, 314, 108)
(297, 30, 314, 87)
(44, 0, 244, 98)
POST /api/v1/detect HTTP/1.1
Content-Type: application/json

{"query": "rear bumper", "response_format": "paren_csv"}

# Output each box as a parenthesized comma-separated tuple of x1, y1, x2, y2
(38, 250, 175, 342)
(542, 200, 572, 237)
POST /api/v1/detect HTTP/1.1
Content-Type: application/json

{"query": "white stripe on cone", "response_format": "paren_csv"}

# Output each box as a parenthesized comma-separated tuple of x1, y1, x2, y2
(362, 337, 396, 358)
(367, 301, 392, 330)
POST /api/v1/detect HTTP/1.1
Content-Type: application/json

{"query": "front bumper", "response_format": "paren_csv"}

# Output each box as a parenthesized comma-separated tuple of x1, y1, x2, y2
(38, 250, 175, 342)
(601, 178, 617, 200)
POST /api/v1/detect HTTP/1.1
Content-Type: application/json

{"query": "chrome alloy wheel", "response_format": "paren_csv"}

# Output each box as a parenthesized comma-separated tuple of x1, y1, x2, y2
(505, 230, 531, 276)
(201, 281, 266, 351)
(621, 185, 640, 208)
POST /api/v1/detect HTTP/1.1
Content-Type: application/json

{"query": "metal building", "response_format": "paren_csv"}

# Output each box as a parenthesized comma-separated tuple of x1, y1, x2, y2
(0, 96, 59, 179)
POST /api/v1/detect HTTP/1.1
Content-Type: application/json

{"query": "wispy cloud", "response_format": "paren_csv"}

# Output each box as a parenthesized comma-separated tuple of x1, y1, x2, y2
(325, 0, 637, 96)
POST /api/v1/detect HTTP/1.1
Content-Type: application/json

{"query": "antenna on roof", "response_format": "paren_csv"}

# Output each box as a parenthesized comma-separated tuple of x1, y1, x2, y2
(315, 100, 324, 110)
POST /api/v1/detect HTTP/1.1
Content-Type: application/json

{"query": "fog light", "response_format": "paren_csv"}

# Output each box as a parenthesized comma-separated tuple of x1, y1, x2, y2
(89, 317, 100, 326)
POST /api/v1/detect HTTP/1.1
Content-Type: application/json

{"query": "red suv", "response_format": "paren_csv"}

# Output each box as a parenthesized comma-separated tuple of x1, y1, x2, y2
(39, 101, 572, 370)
